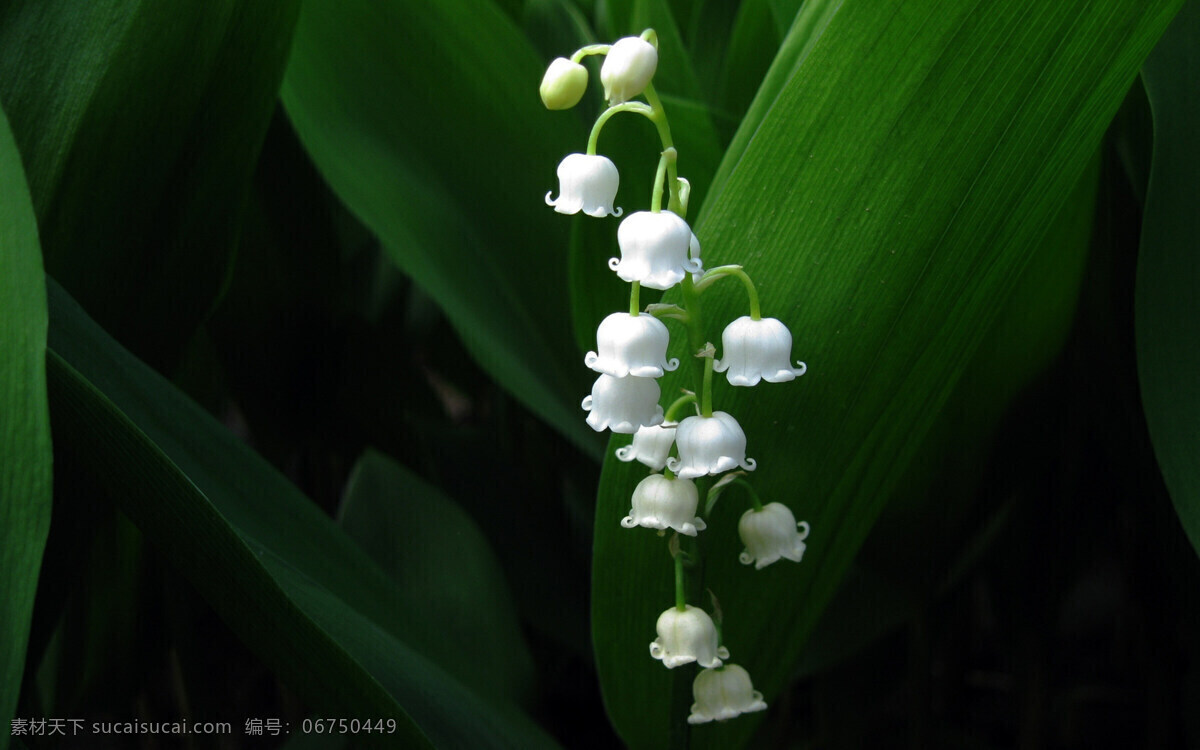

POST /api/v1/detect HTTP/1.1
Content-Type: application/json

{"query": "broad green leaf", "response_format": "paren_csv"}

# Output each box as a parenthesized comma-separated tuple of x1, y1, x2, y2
(338, 449, 535, 706)
(599, 0, 633, 41)
(1111, 78, 1153, 206)
(0, 0, 299, 368)
(685, 0, 743, 122)
(700, 0, 839, 219)
(282, 0, 602, 458)
(1136, 0, 1200, 556)
(710, 0, 781, 140)
(32, 508, 144, 719)
(591, 2, 1180, 747)
(799, 149, 1100, 679)
(45, 280, 562, 750)
(0, 102, 52, 750)
(766, 0, 805, 32)
(523, 0, 599, 63)
(631, 0, 704, 101)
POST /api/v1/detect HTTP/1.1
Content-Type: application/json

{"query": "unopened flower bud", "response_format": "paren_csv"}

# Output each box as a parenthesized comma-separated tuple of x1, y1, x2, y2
(600, 37, 658, 104)
(540, 57, 588, 110)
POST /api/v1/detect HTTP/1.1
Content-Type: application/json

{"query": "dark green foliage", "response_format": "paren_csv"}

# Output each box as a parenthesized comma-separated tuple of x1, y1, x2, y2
(1, 1, 1197, 749)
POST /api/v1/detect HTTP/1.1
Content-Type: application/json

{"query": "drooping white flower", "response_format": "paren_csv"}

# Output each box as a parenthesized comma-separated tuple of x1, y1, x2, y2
(738, 503, 810, 569)
(581, 374, 663, 433)
(667, 411, 756, 479)
(600, 37, 658, 104)
(615, 423, 677, 470)
(539, 57, 588, 110)
(687, 664, 767, 724)
(649, 605, 729, 669)
(621, 474, 705, 536)
(610, 211, 703, 290)
(545, 153, 623, 218)
(714, 316, 807, 386)
(585, 312, 680, 378)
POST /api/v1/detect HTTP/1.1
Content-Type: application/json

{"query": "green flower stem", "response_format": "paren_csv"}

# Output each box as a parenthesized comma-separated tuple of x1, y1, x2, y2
(662, 391, 697, 482)
(679, 274, 706, 408)
(641, 82, 683, 216)
(674, 545, 686, 611)
(587, 102, 655, 155)
(701, 351, 714, 418)
(570, 44, 611, 63)
(650, 148, 675, 213)
(646, 303, 688, 322)
(732, 478, 765, 512)
(629, 281, 641, 316)
(664, 393, 697, 422)
(696, 265, 762, 320)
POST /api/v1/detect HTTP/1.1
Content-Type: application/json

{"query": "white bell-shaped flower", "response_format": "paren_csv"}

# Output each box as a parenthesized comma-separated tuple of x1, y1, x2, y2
(582, 374, 663, 433)
(687, 664, 767, 724)
(585, 312, 680, 378)
(600, 36, 658, 104)
(738, 503, 810, 569)
(714, 316, 807, 386)
(545, 153, 623, 218)
(667, 411, 756, 479)
(610, 211, 703, 290)
(539, 57, 588, 110)
(615, 423, 677, 470)
(649, 605, 729, 669)
(621, 474, 706, 536)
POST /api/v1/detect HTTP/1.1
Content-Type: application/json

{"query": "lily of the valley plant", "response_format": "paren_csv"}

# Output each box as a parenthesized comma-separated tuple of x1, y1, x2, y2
(541, 30, 813, 727)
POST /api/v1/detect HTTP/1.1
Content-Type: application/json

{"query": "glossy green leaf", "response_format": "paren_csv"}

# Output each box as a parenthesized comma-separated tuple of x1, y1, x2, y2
(630, 0, 703, 101)
(701, 0, 839, 217)
(591, 1, 1180, 747)
(45, 280, 562, 750)
(0, 102, 52, 750)
(766, 0, 805, 32)
(0, 0, 299, 368)
(684, 0, 742, 121)
(713, 0, 784, 136)
(522, 0, 599, 64)
(33, 508, 144, 719)
(338, 449, 535, 706)
(1137, 2, 1200, 556)
(799, 149, 1100, 679)
(281, 0, 600, 457)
